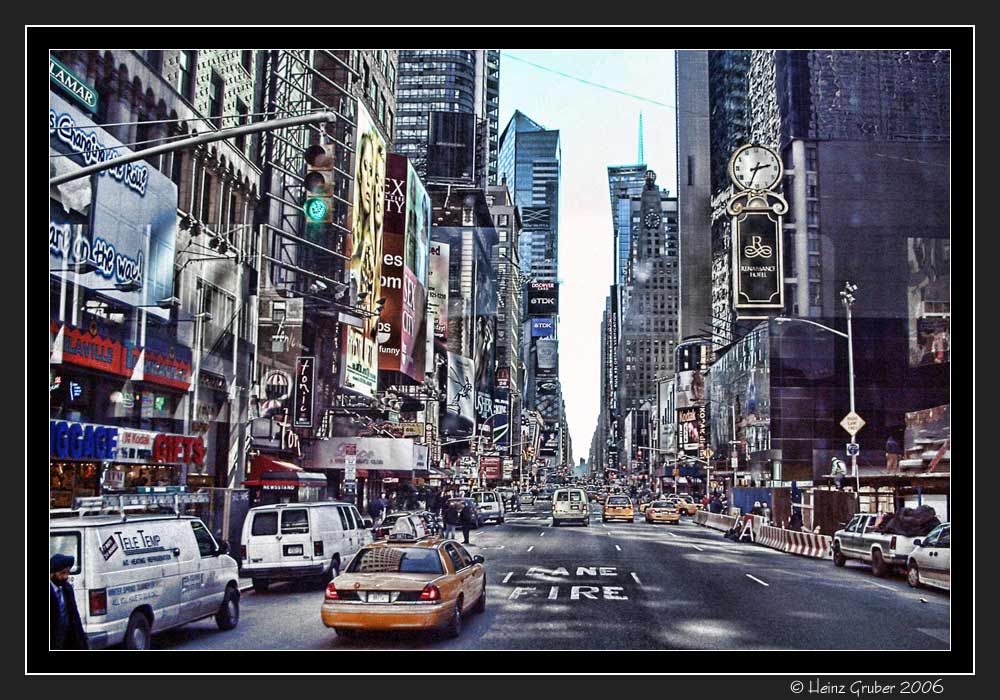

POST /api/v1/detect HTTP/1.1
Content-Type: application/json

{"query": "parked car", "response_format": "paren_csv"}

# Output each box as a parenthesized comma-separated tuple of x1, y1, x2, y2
(321, 535, 486, 639)
(907, 522, 950, 591)
(602, 495, 635, 523)
(471, 490, 506, 524)
(241, 501, 372, 592)
(551, 488, 590, 526)
(50, 509, 240, 650)
(832, 512, 929, 577)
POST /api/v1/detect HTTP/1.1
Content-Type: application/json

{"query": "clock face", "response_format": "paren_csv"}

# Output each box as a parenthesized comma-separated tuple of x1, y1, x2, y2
(644, 212, 662, 229)
(730, 145, 782, 191)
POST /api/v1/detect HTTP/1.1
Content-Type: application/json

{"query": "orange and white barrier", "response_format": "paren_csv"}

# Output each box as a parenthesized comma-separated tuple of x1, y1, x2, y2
(695, 511, 738, 532)
(784, 530, 833, 559)
(756, 523, 787, 550)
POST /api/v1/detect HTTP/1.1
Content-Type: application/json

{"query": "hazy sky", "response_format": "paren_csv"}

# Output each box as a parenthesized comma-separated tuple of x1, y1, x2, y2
(498, 49, 678, 463)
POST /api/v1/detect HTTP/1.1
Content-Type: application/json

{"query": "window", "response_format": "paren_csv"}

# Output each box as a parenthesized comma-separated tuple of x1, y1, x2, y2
(199, 172, 213, 224)
(209, 71, 225, 130)
(348, 507, 365, 529)
(179, 50, 196, 101)
(235, 98, 249, 153)
(335, 507, 351, 530)
(272, 301, 286, 321)
(281, 509, 310, 533)
(49, 532, 81, 574)
(806, 145, 818, 172)
(251, 512, 278, 535)
(241, 50, 253, 74)
(687, 156, 694, 186)
(444, 543, 466, 571)
(191, 520, 218, 557)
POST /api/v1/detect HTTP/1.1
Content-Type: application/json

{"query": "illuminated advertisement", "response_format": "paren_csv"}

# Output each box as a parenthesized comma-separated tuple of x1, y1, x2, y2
(427, 242, 450, 340)
(536, 337, 558, 376)
(527, 281, 559, 316)
(341, 325, 377, 398)
(531, 318, 555, 337)
(677, 405, 709, 460)
(49, 92, 178, 320)
(907, 237, 950, 367)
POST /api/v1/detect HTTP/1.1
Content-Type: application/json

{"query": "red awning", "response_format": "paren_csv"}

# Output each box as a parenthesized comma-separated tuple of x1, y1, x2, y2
(250, 454, 303, 479)
(243, 480, 300, 488)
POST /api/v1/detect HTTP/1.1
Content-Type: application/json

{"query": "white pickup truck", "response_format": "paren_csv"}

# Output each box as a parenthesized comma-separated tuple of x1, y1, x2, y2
(832, 513, 923, 577)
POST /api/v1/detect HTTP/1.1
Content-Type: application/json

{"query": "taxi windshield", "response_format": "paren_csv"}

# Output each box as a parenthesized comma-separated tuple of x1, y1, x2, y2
(347, 547, 444, 575)
(608, 496, 631, 505)
(651, 501, 673, 508)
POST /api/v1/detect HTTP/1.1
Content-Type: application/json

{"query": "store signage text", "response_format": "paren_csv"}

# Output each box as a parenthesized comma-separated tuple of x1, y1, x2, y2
(293, 356, 315, 428)
(49, 223, 145, 287)
(50, 420, 118, 461)
(152, 434, 206, 465)
(49, 57, 98, 112)
(50, 108, 149, 196)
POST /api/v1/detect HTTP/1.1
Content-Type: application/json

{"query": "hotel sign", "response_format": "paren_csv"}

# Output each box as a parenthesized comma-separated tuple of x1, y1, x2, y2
(727, 144, 787, 311)
(50, 56, 98, 112)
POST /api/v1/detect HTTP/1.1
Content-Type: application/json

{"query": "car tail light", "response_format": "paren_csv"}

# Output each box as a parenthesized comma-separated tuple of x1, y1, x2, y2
(240, 545, 247, 561)
(89, 588, 107, 616)
(314, 541, 324, 556)
(419, 585, 441, 602)
(325, 582, 340, 600)
(890, 536, 897, 550)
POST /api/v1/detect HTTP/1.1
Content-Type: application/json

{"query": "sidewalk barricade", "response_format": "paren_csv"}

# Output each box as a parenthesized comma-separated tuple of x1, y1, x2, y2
(696, 511, 738, 532)
(756, 523, 787, 551)
(784, 530, 834, 559)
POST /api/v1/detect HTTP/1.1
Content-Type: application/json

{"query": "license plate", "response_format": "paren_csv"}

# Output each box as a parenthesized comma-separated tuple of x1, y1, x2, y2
(284, 544, 303, 556)
(571, 505, 580, 510)
(368, 592, 390, 603)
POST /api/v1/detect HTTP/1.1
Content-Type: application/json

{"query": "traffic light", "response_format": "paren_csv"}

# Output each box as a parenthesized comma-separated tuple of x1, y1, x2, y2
(303, 143, 335, 224)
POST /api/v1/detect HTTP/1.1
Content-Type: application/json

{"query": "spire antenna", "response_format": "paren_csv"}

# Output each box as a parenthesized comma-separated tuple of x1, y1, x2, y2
(638, 112, 645, 165)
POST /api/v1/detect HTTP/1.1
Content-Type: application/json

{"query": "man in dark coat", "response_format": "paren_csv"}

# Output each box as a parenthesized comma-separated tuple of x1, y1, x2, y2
(443, 499, 461, 540)
(459, 501, 474, 544)
(51, 553, 88, 649)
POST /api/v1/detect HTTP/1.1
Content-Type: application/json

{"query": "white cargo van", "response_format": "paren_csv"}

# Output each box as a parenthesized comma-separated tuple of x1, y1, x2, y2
(49, 505, 241, 650)
(471, 490, 505, 524)
(552, 488, 590, 526)
(240, 502, 372, 592)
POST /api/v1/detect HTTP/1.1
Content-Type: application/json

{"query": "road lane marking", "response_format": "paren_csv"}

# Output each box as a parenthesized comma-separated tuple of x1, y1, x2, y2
(630, 572, 642, 585)
(691, 544, 705, 552)
(868, 581, 897, 592)
(614, 544, 622, 551)
(503, 572, 513, 584)
(527, 545, 534, 552)
(540, 532, 545, 536)
(667, 531, 679, 538)
(746, 574, 770, 587)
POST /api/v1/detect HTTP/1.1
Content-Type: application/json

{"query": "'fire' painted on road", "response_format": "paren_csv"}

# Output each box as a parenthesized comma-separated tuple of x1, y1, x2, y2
(509, 586, 628, 601)
(506, 566, 635, 601)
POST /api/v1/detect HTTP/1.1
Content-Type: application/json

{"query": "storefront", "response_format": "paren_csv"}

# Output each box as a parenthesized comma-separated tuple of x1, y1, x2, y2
(49, 419, 206, 507)
(243, 456, 328, 507)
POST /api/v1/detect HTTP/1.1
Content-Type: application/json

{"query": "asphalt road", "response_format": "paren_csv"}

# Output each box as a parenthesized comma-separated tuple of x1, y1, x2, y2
(153, 502, 950, 651)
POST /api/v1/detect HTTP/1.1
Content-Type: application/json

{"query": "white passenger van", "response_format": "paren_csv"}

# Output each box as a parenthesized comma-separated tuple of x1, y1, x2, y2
(49, 493, 241, 650)
(471, 490, 505, 524)
(552, 488, 590, 526)
(240, 501, 372, 592)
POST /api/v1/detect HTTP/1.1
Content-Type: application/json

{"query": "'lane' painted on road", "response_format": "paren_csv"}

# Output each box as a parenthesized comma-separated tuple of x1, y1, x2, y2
(692, 544, 705, 552)
(630, 572, 642, 585)
(614, 544, 622, 551)
(667, 531, 679, 538)
(527, 545, 534, 552)
(746, 574, 770, 587)
(503, 572, 513, 583)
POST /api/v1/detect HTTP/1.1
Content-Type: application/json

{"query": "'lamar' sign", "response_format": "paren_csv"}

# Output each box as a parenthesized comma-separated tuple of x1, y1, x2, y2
(50, 57, 98, 112)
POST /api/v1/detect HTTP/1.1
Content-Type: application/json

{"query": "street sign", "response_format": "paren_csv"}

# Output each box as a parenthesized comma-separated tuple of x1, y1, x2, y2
(344, 443, 357, 482)
(846, 442, 860, 457)
(840, 411, 866, 436)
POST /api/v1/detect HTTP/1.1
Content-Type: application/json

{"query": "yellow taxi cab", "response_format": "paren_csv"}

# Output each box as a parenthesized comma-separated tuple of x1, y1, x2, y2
(320, 533, 486, 639)
(602, 495, 635, 523)
(667, 496, 700, 516)
(645, 500, 681, 524)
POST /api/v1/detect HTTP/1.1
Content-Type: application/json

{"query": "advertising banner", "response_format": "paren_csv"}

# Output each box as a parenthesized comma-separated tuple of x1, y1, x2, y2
(675, 370, 706, 410)
(531, 318, 555, 337)
(405, 159, 431, 284)
(536, 337, 558, 374)
(426, 112, 477, 182)
(907, 237, 950, 367)
(474, 315, 496, 424)
(677, 406, 709, 459)
(427, 242, 450, 339)
(310, 437, 418, 472)
(292, 356, 315, 428)
(732, 210, 783, 309)
(376, 228, 406, 371)
(446, 352, 475, 432)
(527, 281, 559, 316)
(341, 325, 377, 397)
(480, 456, 502, 481)
(400, 268, 427, 382)
(492, 390, 510, 448)
(49, 92, 178, 320)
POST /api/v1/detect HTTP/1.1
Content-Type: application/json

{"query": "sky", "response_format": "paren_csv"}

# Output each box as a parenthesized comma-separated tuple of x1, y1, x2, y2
(497, 50, 678, 464)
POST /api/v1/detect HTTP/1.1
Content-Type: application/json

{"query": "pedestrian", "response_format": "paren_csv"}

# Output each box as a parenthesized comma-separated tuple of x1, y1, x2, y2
(443, 499, 461, 540)
(751, 501, 762, 516)
(885, 434, 902, 474)
(50, 553, 88, 649)
(459, 500, 474, 544)
(761, 500, 771, 524)
(788, 509, 803, 532)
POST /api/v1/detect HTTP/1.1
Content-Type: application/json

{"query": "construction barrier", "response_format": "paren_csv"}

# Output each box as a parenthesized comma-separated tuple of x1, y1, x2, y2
(784, 530, 833, 559)
(756, 523, 787, 550)
(696, 511, 738, 532)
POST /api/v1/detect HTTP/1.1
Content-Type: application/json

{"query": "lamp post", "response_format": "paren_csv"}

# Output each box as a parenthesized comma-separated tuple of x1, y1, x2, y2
(775, 281, 860, 501)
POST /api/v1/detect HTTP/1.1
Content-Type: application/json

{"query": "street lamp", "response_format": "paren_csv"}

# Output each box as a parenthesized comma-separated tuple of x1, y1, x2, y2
(775, 281, 860, 501)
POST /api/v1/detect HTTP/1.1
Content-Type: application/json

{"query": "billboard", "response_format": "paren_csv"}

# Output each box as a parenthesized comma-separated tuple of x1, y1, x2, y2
(310, 437, 421, 472)
(480, 456, 502, 481)
(427, 242, 450, 340)
(376, 226, 406, 372)
(536, 337, 558, 375)
(492, 390, 510, 448)
(426, 111, 476, 182)
(341, 325, 377, 397)
(527, 281, 559, 316)
(675, 370, 706, 410)
(49, 92, 178, 320)
(531, 318, 555, 337)
(400, 268, 427, 382)
(677, 405, 709, 460)
(732, 210, 784, 309)
(446, 352, 475, 433)
(474, 315, 496, 424)
(907, 237, 950, 367)
(405, 159, 431, 284)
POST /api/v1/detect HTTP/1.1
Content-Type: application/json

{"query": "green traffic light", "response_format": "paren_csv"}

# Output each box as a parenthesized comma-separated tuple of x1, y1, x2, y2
(305, 197, 329, 222)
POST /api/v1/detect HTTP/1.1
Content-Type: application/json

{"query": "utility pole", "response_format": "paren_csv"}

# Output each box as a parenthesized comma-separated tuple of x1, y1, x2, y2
(840, 282, 860, 502)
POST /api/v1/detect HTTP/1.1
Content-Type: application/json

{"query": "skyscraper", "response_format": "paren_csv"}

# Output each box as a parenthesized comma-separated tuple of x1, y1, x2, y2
(393, 50, 500, 185)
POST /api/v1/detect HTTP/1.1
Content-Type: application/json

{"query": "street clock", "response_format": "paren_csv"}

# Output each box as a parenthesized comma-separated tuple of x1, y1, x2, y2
(729, 144, 782, 192)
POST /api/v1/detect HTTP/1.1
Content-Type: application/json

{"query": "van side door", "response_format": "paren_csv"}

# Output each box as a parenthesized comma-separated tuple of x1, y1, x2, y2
(335, 505, 356, 556)
(349, 506, 372, 547)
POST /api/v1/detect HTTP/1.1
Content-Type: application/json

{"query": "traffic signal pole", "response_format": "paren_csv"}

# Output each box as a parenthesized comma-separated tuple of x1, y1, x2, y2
(49, 111, 339, 188)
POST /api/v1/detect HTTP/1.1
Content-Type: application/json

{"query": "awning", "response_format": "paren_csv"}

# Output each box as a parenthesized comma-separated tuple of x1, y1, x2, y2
(250, 454, 303, 479)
